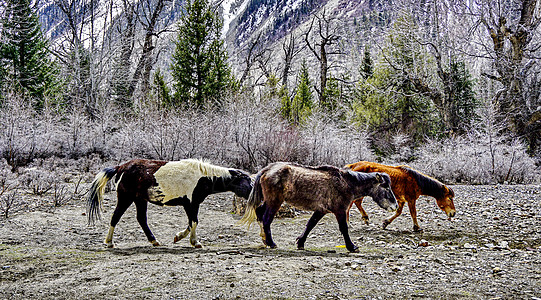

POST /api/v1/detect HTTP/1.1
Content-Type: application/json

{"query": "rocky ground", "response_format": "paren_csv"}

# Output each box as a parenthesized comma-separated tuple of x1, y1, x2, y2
(1, 184, 540, 299)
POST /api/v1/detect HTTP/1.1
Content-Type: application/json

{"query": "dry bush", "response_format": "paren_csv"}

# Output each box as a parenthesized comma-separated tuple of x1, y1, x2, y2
(0, 159, 25, 218)
(19, 167, 56, 196)
(413, 134, 538, 184)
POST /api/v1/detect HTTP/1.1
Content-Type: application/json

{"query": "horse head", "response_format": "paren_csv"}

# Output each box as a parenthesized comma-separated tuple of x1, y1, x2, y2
(370, 173, 398, 212)
(227, 169, 253, 199)
(436, 186, 456, 219)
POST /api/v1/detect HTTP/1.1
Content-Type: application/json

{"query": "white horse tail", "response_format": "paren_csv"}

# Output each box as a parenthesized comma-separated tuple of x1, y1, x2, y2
(238, 172, 263, 228)
(86, 167, 118, 225)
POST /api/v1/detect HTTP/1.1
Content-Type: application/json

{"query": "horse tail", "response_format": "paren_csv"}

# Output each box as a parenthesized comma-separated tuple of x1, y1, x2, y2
(238, 172, 263, 228)
(86, 167, 118, 225)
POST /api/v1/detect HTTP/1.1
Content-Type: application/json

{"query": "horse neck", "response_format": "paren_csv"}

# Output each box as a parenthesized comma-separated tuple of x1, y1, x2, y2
(412, 172, 446, 199)
(212, 175, 242, 196)
(347, 171, 374, 197)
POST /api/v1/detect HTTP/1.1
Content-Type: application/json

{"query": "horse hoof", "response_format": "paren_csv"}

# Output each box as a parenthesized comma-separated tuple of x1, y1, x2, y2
(382, 221, 390, 229)
(413, 226, 423, 233)
(151, 240, 161, 246)
(173, 236, 180, 243)
(104, 243, 114, 248)
(193, 242, 203, 248)
(297, 246, 305, 250)
(348, 245, 359, 253)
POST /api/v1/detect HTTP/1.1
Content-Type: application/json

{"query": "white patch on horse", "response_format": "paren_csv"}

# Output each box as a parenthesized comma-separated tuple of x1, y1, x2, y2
(150, 159, 231, 203)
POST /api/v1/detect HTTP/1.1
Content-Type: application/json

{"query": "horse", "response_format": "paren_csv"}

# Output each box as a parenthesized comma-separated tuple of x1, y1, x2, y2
(239, 162, 398, 252)
(86, 158, 253, 248)
(345, 161, 456, 232)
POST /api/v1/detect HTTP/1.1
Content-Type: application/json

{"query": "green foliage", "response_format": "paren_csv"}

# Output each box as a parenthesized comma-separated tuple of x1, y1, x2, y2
(447, 60, 478, 134)
(152, 69, 171, 106)
(0, 0, 59, 111)
(171, 0, 232, 108)
(354, 12, 441, 151)
(281, 60, 313, 125)
(360, 45, 373, 79)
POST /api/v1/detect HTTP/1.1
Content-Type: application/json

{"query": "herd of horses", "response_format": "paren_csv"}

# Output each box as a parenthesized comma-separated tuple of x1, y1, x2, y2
(87, 159, 456, 252)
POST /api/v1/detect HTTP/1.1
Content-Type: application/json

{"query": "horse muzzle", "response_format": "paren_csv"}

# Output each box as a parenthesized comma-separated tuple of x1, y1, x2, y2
(388, 203, 398, 212)
(446, 208, 456, 218)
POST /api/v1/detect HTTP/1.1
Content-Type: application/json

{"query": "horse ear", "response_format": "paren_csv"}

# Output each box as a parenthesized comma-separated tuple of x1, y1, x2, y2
(375, 173, 384, 184)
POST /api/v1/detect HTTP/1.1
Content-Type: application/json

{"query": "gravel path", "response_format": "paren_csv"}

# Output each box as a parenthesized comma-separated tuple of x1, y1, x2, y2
(1, 185, 540, 299)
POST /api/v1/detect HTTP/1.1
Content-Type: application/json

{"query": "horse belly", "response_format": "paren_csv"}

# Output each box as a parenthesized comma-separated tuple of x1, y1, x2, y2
(282, 185, 334, 213)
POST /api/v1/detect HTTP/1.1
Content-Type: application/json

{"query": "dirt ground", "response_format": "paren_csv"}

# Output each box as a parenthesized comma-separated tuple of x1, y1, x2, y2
(1, 184, 540, 299)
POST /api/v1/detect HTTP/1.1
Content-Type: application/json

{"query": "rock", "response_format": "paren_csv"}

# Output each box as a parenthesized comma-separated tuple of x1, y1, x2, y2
(463, 243, 476, 249)
(497, 241, 510, 250)
(391, 266, 404, 272)
(484, 243, 495, 249)
(418, 240, 429, 247)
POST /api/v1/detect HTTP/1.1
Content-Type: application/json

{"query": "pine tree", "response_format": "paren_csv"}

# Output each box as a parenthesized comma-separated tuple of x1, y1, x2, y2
(360, 45, 373, 79)
(289, 60, 313, 125)
(448, 60, 478, 134)
(171, 0, 232, 108)
(152, 68, 172, 106)
(0, 0, 59, 110)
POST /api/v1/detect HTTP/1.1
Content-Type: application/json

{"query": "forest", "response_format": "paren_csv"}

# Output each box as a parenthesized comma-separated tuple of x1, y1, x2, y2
(0, 0, 540, 216)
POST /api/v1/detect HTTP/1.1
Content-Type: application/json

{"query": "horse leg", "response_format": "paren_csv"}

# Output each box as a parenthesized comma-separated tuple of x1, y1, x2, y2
(188, 202, 202, 248)
(134, 200, 160, 246)
(261, 204, 280, 249)
(104, 193, 133, 248)
(255, 203, 267, 244)
(346, 201, 354, 223)
(335, 210, 358, 252)
(174, 203, 193, 244)
(354, 197, 369, 225)
(383, 199, 405, 230)
(407, 199, 422, 232)
(296, 210, 325, 250)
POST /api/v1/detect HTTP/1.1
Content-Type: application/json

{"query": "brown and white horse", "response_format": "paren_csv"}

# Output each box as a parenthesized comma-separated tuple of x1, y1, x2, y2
(239, 162, 398, 252)
(87, 158, 253, 248)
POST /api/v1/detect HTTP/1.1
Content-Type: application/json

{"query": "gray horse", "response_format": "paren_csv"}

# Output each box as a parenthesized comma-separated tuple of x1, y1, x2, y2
(239, 162, 398, 252)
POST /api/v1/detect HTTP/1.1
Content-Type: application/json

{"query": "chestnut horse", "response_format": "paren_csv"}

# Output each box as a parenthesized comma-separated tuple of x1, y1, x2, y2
(87, 159, 252, 248)
(239, 162, 398, 252)
(345, 161, 456, 232)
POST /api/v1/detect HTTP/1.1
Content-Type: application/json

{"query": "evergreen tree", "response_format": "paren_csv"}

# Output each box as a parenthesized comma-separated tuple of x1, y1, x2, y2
(360, 45, 373, 79)
(288, 60, 313, 125)
(0, 0, 59, 110)
(171, 0, 232, 108)
(152, 68, 171, 106)
(448, 60, 478, 134)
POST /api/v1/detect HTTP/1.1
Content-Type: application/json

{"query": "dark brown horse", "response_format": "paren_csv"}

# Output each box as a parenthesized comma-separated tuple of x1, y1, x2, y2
(87, 159, 252, 248)
(239, 162, 398, 252)
(345, 161, 456, 232)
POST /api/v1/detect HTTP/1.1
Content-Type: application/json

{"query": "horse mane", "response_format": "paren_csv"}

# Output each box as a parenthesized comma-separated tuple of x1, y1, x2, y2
(400, 166, 446, 198)
(181, 159, 232, 178)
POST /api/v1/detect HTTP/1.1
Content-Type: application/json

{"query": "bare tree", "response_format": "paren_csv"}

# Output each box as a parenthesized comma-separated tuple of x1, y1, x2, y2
(471, 0, 541, 151)
(280, 32, 303, 90)
(238, 32, 273, 88)
(304, 9, 342, 106)
(129, 0, 170, 102)
(54, 0, 99, 117)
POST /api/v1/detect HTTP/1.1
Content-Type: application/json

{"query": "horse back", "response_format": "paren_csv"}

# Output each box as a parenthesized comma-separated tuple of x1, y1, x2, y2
(115, 159, 168, 192)
(346, 161, 421, 199)
(260, 162, 351, 212)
